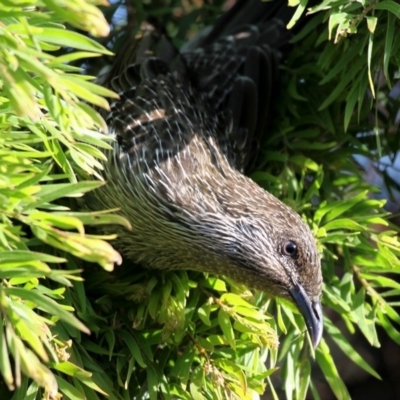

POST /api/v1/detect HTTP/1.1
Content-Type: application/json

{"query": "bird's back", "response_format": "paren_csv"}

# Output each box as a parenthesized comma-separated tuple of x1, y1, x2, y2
(100, 0, 296, 174)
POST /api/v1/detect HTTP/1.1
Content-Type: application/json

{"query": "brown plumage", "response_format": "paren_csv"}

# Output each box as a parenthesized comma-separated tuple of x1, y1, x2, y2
(90, 0, 323, 347)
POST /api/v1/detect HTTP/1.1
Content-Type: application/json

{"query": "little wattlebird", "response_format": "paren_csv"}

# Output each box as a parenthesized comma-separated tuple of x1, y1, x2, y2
(90, 0, 323, 347)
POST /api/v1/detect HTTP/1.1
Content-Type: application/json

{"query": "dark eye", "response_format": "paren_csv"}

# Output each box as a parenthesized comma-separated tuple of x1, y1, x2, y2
(282, 240, 298, 258)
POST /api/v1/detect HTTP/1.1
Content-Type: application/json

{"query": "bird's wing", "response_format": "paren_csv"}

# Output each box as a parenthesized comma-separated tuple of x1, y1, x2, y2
(181, 0, 301, 172)
(182, 24, 283, 172)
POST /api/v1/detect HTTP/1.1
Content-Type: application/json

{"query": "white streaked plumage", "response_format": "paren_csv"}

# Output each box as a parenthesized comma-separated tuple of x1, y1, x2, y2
(88, 0, 324, 346)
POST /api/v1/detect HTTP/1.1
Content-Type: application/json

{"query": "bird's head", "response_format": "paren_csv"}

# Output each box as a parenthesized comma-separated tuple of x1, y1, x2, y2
(178, 171, 323, 348)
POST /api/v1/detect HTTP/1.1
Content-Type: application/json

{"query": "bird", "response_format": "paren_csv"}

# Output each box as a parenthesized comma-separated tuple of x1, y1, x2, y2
(89, 0, 323, 348)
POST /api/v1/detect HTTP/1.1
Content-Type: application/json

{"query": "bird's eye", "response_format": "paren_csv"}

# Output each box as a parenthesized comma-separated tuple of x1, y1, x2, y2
(282, 240, 298, 258)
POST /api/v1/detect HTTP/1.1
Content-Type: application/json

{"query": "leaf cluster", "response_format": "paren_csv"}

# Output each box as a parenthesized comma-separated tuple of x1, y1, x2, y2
(0, 0, 127, 396)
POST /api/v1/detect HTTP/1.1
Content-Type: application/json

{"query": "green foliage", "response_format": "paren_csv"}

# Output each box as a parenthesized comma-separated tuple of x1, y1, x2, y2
(0, 0, 126, 396)
(72, 270, 280, 399)
(1, 0, 400, 399)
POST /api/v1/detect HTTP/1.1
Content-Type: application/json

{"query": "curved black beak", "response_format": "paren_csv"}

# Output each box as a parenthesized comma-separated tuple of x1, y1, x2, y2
(289, 284, 323, 348)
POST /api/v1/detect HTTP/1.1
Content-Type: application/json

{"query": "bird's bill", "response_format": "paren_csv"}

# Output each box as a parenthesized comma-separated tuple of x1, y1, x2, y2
(289, 284, 323, 348)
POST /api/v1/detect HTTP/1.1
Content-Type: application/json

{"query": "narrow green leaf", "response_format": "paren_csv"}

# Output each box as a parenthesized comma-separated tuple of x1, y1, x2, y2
(56, 375, 86, 399)
(377, 311, 400, 345)
(375, 1, 400, 18)
(325, 318, 381, 379)
(118, 331, 146, 368)
(367, 33, 375, 97)
(147, 366, 159, 400)
(353, 289, 380, 346)
(5, 287, 89, 334)
(384, 13, 394, 84)
(0, 251, 65, 263)
(0, 324, 14, 390)
(316, 341, 351, 400)
(34, 181, 104, 206)
(52, 361, 92, 379)
(287, 0, 308, 29)
(26, 27, 112, 54)
(218, 309, 235, 349)
(198, 303, 212, 326)
(323, 218, 363, 232)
